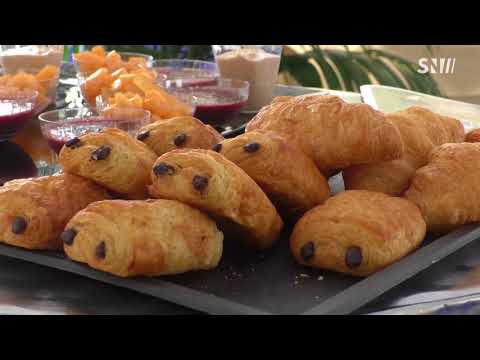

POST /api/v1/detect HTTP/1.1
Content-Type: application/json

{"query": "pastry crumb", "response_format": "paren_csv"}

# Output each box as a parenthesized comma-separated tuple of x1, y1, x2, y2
(299, 273, 310, 278)
(317, 276, 324, 281)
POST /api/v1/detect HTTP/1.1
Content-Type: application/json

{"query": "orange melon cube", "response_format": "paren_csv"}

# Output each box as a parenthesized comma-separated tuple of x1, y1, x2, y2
(118, 74, 142, 94)
(111, 67, 128, 79)
(84, 67, 112, 103)
(105, 51, 123, 72)
(91, 46, 106, 58)
(10, 72, 40, 91)
(73, 52, 105, 75)
(35, 65, 60, 81)
(113, 92, 131, 108)
(127, 94, 144, 108)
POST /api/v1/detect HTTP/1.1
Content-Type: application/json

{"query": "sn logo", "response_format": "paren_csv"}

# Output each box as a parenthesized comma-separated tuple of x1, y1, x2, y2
(417, 58, 456, 74)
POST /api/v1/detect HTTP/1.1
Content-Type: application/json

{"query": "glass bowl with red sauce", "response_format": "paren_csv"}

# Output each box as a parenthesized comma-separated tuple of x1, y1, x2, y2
(165, 78, 249, 125)
(153, 59, 219, 88)
(0, 87, 38, 142)
(38, 107, 151, 155)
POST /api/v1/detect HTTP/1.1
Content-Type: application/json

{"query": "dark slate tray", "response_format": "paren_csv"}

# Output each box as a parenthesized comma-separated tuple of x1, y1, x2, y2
(1, 174, 479, 315)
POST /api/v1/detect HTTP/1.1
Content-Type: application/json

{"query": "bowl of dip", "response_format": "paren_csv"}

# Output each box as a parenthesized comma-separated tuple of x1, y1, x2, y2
(154, 59, 219, 87)
(165, 78, 249, 125)
(0, 87, 38, 142)
(39, 107, 151, 154)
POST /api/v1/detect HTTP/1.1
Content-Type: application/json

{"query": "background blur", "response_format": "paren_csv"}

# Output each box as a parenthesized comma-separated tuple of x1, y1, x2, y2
(61, 45, 480, 103)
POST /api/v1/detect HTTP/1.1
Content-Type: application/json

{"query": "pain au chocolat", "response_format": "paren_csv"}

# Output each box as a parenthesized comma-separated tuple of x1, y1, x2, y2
(343, 106, 465, 196)
(215, 130, 330, 218)
(246, 95, 404, 176)
(0, 174, 110, 250)
(62, 199, 223, 277)
(290, 190, 426, 277)
(58, 128, 157, 199)
(136, 116, 224, 156)
(148, 149, 284, 250)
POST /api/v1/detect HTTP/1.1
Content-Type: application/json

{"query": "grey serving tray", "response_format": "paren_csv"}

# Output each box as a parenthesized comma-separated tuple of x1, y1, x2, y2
(0, 174, 479, 315)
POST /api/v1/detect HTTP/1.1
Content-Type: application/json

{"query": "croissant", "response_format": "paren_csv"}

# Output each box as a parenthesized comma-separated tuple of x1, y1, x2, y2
(404, 142, 480, 233)
(246, 95, 404, 176)
(290, 190, 426, 277)
(58, 128, 158, 199)
(0, 174, 110, 250)
(136, 116, 224, 156)
(343, 107, 465, 196)
(466, 128, 480, 143)
(62, 199, 223, 277)
(148, 149, 284, 250)
(215, 130, 330, 218)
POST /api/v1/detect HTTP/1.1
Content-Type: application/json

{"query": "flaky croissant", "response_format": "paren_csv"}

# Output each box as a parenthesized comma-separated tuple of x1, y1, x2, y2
(343, 107, 465, 196)
(62, 199, 223, 277)
(58, 128, 158, 199)
(290, 190, 426, 277)
(466, 128, 480, 143)
(246, 95, 404, 176)
(0, 174, 110, 250)
(136, 116, 224, 156)
(215, 130, 330, 218)
(148, 149, 283, 250)
(404, 142, 480, 233)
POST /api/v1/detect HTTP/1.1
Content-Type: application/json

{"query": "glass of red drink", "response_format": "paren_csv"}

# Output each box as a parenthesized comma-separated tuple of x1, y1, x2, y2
(164, 78, 249, 125)
(38, 107, 151, 155)
(0, 86, 38, 142)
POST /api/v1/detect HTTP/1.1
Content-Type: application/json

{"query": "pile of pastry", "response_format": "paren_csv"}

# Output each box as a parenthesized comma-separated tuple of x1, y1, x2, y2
(2, 94, 480, 279)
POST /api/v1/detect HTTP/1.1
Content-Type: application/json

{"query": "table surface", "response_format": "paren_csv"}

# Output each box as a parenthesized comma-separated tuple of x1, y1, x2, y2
(2, 65, 480, 315)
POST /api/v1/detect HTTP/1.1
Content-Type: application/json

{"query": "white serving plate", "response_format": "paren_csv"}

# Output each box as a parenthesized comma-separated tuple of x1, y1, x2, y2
(361, 85, 480, 131)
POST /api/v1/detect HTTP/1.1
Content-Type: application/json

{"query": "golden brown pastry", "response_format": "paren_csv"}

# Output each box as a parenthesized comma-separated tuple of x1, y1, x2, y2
(0, 174, 110, 250)
(148, 149, 283, 250)
(404, 142, 480, 233)
(136, 116, 224, 156)
(215, 130, 330, 218)
(466, 128, 480, 143)
(246, 95, 404, 176)
(58, 128, 158, 199)
(343, 107, 465, 196)
(62, 199, 223, 277)
(290, 190, 426, 277)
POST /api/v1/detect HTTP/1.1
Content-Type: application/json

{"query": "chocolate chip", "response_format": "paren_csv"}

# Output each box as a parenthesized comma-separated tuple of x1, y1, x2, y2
(136, 131, 150, 141)
(61, 229, 77, 246)
(65, 137, 81, 148)
(212, 143, 222, 152)
(174, 133, 187, 147)
(244, 142, 260, 153)
(192, 175, 208, 191)
(153, 162, 175, 176)
(300, 242, 315, 261)
(95, 241, 106, 259)
(11, 217, 27, 235)
(91, 146, 111, 161)
(345, 246, 363, 268)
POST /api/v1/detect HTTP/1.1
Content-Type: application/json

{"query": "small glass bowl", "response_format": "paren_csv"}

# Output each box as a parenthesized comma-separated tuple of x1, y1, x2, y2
(74, 51, 154, 76)
(0, 45, 64, 75)
(164, 78, 249, 125)
(39, 107, 151, 154)
(153, 59, 219, 88)
(0, 87, 38, 141)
